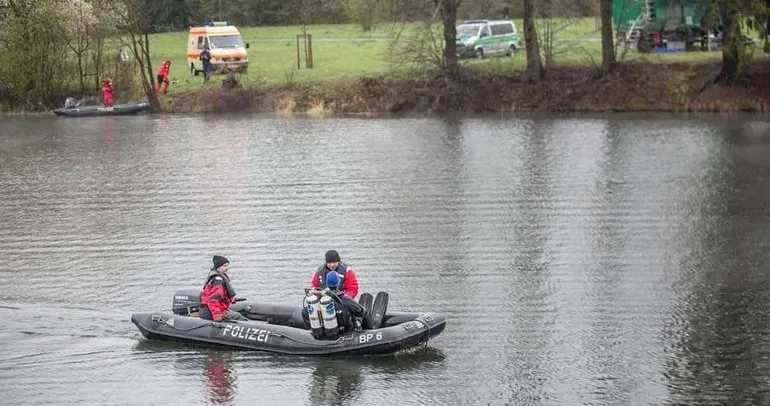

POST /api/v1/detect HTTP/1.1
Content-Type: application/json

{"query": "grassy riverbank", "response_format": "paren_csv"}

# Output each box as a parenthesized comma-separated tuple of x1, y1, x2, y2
(3, 21, 769, 114)
(153, 20, 747, 91)
(170, 57, 770, 115)
(143, 21, 770, 115)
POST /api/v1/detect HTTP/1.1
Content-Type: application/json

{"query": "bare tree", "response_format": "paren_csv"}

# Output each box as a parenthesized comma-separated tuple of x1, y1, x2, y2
(108, 0, 160, 110)
(536, 0, 582, 71)
(62, 0, 96, 92)
(87, 0, 120, 91)
(386, 18, 445, 72)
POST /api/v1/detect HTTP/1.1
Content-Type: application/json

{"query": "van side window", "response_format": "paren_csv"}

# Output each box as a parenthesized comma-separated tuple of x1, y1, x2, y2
(491, 24, 513, 35)
(480, 25, 490, 37)
(197, 36, 204, 50)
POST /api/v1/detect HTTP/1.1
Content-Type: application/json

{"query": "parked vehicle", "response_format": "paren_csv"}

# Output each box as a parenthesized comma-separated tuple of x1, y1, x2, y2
(455, 20, 522, 59)
(610, 0, 752, 53)
(187, 21, 249, 76)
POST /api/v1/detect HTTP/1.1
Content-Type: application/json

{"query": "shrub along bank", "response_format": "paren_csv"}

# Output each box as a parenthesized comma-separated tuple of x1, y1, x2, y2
(169, 58, 770, 115)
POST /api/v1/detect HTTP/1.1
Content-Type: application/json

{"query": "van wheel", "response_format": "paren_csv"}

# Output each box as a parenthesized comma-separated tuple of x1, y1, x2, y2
(475, 48, 484, 59)
(190, 63, 198, 77)
(507, 45, 516, 57)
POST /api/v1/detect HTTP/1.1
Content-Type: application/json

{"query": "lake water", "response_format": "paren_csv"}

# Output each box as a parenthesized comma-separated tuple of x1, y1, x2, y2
(1, 113, 770, 405)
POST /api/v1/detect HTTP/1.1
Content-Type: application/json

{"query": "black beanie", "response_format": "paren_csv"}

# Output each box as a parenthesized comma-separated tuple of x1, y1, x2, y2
(325, 250, 340, 263)
(212, 255, 229, 270)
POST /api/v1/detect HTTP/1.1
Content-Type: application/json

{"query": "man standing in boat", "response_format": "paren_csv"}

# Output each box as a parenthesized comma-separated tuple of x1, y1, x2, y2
(101, 78, 114, 107)
(309, 250, 359, 299)
(200, 255, 246, 322)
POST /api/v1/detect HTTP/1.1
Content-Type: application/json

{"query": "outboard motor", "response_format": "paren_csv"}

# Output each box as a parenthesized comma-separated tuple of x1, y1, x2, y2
(304, 290, 324, 339)
(320, 290, 339, 339)
(172, 288, 202, 316)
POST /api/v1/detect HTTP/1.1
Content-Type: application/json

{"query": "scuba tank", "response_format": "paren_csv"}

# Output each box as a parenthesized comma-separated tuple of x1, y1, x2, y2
(320, 290, 339, 339)
(304, 291, 324, 339)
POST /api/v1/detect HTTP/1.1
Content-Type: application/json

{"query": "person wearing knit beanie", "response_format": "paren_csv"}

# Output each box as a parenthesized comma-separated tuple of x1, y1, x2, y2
(307, 250, 359, 299)
(200, 255, 245, 322)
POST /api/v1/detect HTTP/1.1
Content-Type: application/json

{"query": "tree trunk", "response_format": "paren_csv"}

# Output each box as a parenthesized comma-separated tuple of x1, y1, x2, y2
(78, 51, 85, 92)
(522, 0, 543, 80)
(600, 0, 615, 73)
(439, 0, 460, 76)
(128, 31, 160, 110)
(117, 0, 160, 110)
(765, 1, 770, 53)
(93, 38, 103, 90)
(715, 5, 740, 85)
(142, 32, 156, 92)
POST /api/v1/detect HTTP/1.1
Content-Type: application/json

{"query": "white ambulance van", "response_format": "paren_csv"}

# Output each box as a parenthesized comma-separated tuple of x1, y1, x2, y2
(187, 21, 249, 76)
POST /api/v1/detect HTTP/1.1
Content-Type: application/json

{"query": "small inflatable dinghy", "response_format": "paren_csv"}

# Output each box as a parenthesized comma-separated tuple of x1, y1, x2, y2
(53, 102, 150, 117)
(131, 288, 446, 356)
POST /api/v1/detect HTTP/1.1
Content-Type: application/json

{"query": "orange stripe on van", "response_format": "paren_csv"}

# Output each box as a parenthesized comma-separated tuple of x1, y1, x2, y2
(189, 27, 240, 34)
(187, 52, 248, 59)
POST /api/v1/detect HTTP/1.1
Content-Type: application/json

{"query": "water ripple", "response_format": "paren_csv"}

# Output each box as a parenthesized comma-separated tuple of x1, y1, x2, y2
(1, 114, 770, 405)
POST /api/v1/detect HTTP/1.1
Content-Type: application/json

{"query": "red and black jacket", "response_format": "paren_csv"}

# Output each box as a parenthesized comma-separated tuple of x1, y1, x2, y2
(102, 81, 113, 95)
(310, 263, 359, 299)
(200, 271, 236, 320)
(157, 63, 170, 80)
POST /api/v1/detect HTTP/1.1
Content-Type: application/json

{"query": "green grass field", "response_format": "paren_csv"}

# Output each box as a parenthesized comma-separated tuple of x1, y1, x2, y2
(148, 18, 736, 94)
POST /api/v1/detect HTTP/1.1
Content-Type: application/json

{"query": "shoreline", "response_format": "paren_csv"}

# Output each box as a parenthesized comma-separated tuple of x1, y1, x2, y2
(169, 59, 770, 115)
(3, 59, 770, 117)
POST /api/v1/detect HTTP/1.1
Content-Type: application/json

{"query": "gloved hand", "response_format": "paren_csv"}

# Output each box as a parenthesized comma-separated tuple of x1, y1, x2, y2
(213, 314, 223, 322)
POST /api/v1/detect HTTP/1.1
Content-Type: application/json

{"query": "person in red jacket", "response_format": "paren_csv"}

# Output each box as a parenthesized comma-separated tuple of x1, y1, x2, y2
(199, 255, 246, 322)
(101, 78, 114, 107)
(309, 250, 359, 299)
(154, 59, 171, 94)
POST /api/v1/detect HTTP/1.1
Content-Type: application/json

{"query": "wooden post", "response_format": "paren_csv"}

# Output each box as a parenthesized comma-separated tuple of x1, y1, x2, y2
(307, 34, 313, 69)
(296, 34, 314, 69)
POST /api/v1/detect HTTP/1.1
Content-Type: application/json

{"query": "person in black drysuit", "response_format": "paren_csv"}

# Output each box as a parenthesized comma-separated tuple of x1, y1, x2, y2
(200, 45, 212, 82)
(324, 271, 372, 331)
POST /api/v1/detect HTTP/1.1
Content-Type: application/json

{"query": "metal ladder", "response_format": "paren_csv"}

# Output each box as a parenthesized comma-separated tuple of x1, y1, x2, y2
(618, 0, 654, 58)
(624, 14, 644, 45)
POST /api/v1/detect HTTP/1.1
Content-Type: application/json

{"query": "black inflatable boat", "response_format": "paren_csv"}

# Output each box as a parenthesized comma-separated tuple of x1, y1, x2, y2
(131, 288, 446, 356)
(53, 102, 150, 117)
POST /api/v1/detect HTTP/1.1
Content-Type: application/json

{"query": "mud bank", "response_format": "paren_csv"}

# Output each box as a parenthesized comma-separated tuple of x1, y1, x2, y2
(170, 59, 770, 115)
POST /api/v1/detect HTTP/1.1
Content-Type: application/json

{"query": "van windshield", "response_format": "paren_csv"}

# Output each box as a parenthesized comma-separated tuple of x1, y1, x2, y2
(457, 25, 480, 37)
(209, 35, 244, 49)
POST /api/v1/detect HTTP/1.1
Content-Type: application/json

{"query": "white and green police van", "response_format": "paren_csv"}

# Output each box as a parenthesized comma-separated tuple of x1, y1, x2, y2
(456, 19, 522, 59)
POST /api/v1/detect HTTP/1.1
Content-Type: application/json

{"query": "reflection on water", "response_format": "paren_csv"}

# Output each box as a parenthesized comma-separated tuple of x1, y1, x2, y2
(133, 340, 446, 406)
(203, 352, 237, 406)
(307, 358, 363, 406)
(660, 119, 770, 406)
(1, 113, 770, 405)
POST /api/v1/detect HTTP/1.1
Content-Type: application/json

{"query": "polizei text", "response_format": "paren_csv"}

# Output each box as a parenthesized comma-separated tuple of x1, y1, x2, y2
(222, 324, 271, 343)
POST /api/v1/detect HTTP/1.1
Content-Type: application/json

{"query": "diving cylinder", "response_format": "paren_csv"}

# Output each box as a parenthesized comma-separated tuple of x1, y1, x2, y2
(305, 291, 324, 338)
(320, 292, 339, 338)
